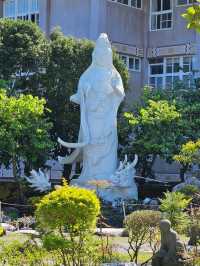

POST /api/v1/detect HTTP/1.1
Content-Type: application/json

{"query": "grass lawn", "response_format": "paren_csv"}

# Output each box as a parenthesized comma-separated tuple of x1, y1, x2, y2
(0, 232, 189, 264)
(0, 232, 30, 244)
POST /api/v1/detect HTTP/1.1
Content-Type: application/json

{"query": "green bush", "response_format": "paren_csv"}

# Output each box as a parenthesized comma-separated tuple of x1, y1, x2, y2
(0, 240, 62, 266)
(36, 182, 100, 266)
(160, 191, 191, 233)
(124, 210, 161, 264)
(179, 185, 199, 198)
(36, 181, 100, 231)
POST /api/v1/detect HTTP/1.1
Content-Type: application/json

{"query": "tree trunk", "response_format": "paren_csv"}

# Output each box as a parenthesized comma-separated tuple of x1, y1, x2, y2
(12, 157, 24, 203)
(180, 164, 188, 183)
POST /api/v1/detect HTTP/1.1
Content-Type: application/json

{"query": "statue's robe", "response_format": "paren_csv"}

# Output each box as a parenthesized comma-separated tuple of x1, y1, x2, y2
(71, 64, 124, 181)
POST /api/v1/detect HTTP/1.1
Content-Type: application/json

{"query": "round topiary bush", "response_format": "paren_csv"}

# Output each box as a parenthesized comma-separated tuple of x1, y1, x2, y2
(35, 183, 100, 266)
(35, 182, 100, 232)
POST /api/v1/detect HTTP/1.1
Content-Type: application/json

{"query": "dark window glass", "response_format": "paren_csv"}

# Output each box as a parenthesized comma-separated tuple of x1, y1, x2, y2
(163, 0, 171, 10)
(150, 65, 163, 75)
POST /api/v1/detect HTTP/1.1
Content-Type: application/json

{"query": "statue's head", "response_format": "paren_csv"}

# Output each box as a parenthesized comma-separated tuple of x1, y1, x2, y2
(160, 219, 171, 233)
(92, 33, 113, 68)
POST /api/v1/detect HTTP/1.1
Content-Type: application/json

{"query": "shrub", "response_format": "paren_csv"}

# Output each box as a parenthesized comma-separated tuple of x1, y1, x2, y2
(0, 240, 61, 266)
(36, 182, 100, 266)
(179, 185, 199, 198)
(36, 181, 100, 231)
(160, 191, 191, 233)
(124, 210, 161, 264)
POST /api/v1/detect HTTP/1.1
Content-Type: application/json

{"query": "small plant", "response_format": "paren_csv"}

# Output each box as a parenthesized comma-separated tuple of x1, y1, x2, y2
(160, 191, 191, 233)
(36, 181, 100, 266)
(124, 210, 161, 264)
(179, 185, 199, 198)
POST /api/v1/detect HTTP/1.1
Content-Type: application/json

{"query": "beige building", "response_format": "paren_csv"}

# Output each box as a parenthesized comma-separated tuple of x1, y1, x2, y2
(0, 0, 199, 103)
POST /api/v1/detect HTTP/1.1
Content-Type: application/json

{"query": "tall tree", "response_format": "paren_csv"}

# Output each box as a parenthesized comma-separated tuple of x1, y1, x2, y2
(0, 89, 53, 200)
(124, 98, 181, 177)
(0, 19, 48, 95)
(125, 84, 200, 179)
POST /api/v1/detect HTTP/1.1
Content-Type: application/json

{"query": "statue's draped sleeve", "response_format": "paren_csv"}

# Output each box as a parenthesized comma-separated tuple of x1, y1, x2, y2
(112, 70, 125, 100)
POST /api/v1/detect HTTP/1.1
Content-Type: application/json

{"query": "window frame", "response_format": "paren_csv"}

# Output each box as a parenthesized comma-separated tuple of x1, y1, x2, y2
(110, 0, 143, 9)
(149, 56, 193, 89)
(120, 53, 142, 72)
(150, 0, 173, 31)
(3, 0, 39, 24)
(176, 0, 197, 6)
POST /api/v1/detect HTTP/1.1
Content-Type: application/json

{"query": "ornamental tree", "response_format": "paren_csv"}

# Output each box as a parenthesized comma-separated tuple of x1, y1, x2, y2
(124, 210, 161, 264)
(36, 182, 100, 266)
(0, 90, 53, 184)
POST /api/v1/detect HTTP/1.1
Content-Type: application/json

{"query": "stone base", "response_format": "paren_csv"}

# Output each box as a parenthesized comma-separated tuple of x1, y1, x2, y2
(71, 178, 138, 202)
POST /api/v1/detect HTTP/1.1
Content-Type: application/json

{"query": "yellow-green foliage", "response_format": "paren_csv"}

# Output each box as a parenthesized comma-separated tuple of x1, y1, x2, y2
(0, 226, 5, 237)
(160, 191, 191, 232)
(36, 182, 100, 232)
(182, 1, 200, 33)
(174, 140, 200, 166)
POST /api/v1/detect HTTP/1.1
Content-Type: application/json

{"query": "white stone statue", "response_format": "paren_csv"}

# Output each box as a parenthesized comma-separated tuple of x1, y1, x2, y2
(25, 169, 51, 192)
(58, 33, 138, 202)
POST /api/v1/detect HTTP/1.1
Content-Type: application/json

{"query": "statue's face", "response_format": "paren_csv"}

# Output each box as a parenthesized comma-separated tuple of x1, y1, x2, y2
(92, 33, 113, 68)
(160, 221, 171, 233)
(92, 47, 112, 68)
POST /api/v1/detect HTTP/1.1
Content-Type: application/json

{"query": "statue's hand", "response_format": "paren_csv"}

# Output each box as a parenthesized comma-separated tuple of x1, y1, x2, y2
(70, 93, 80, 104)
(84, 83, 91, 97)
(111, 78, 124, 97)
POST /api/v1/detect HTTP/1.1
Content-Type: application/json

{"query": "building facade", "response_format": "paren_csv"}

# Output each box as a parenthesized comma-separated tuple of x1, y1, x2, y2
(0, 0, 199, 104)
(0, 0, 199, 180)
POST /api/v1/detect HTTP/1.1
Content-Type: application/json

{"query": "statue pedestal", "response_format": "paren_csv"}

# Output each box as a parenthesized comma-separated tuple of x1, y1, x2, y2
(71, 177, 138, 202)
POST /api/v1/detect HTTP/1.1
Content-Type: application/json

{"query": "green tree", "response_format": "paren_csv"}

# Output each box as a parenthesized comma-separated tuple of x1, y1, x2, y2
(36, 181, 100, 266)
(0, 89, 53, 200)
(124, 98, 181, 177)
(124, 210, 161, 264)
(0, 19, 48, 94)
(142, 85, 200, 178)
(182, 0, 200, 32)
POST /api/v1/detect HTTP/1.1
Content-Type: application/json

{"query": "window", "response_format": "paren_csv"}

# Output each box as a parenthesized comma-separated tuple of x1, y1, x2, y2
(111, 0, 142, 8)
(3, 0, 39, 24)
(150, 0, 173, 31)
(120, 54, 141, 72)
(177, 0, 196, 5)
(149, 56, 193, 89)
